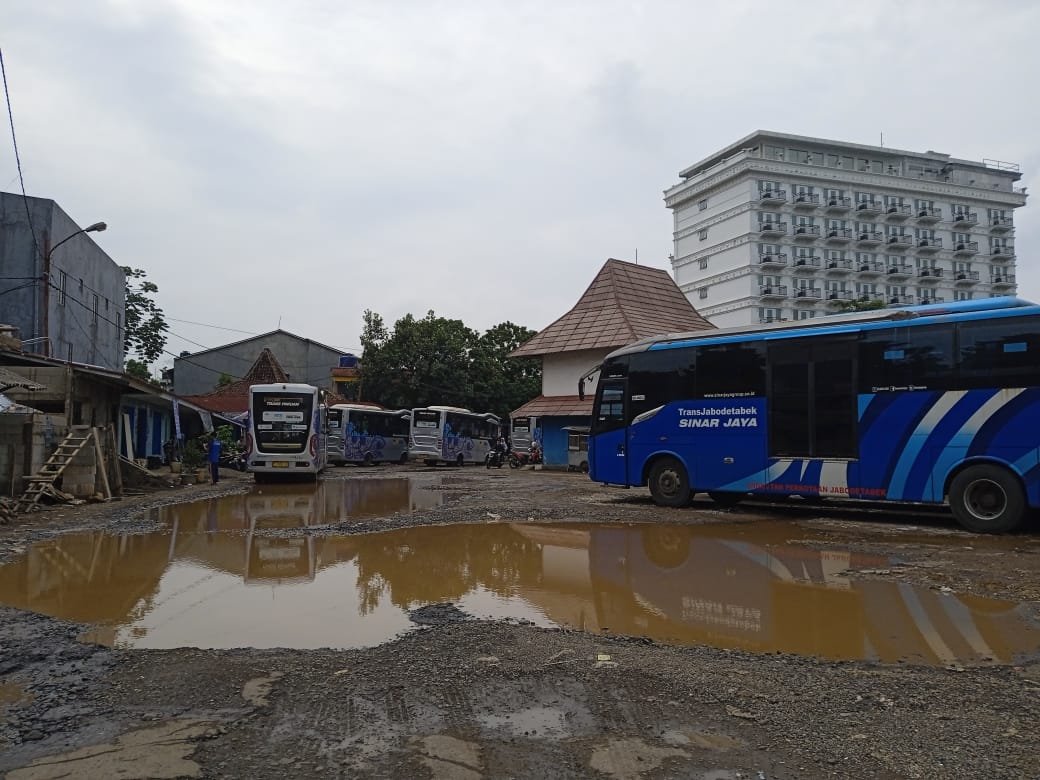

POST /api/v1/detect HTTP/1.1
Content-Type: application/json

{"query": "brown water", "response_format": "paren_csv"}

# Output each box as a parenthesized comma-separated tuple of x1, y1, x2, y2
(0, 512, 1037, 666)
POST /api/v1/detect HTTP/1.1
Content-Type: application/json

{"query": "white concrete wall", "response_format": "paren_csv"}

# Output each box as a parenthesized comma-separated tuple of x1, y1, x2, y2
(542, 348, 609, 397)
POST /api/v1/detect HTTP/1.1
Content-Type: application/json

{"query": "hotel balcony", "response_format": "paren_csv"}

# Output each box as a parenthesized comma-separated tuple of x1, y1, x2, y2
(758, 189, 787, 206)
(759, 285, 788, 299)
(954, 270, 980, 285)
(826, 290, 853, 304)
(856, 293, 886, 305)
(825, 227, 853, 243)
(916, 207, 942, 223)
(793, 287, 822, 302)
(886, 233, 912, 250)
(857, 260, 884, 276)
(990, 244, 1015, 260)
(916, 237, 942, 253)
(885, 203, 911, 220)
(759, 221, 787, 237)
(952, 241, 979, 257)
(887, 294, 914, 306)
(824, 196, 852, 213)
(792, 255, 821, 271)
(856, 230, 883, 247)
(990, 216, 1014, 233)
(855, 199, 882, 217)
(792, 224, 820, 240)
(917, 267, 944, 281)
(917, 295, 944, 304)
(825, 258, 854, 274)
(757, 252, 788, 268)
(886, 263, 912, 279)
(991, 274, 1015, 290)
(759, 315, 788, 324)
(952, 211, 979, 228)
(792, 192, 820, 209)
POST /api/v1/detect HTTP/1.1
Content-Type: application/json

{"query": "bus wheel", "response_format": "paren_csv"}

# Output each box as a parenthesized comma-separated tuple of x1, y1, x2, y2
(456, 454, 465, 467)
(399, 453, 408, 465)
(579, 460, 589, 474)
(363, 453, 374, 466)
(949, 464, 1026, 533)
(707, 491, 744, 508)
(648, 458, 691, 508)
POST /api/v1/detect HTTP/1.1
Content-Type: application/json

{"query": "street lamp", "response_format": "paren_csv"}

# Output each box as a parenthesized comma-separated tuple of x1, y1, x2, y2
(40, 221, 108, 358)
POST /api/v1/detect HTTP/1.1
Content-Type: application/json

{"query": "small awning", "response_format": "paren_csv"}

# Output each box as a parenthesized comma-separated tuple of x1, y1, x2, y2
(511, 395, 593, 418)
(0, 366, 46, 393)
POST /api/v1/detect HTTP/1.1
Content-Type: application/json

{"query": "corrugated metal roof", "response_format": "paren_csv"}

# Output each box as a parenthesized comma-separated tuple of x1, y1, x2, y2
(0, 366, 46, 392)
(510, 258, 714, 357)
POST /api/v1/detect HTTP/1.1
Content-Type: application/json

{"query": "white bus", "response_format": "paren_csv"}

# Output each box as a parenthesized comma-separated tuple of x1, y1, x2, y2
(510, 415, 540, 452)
(327, 404, 411, 466)
(409, 406, 500, 466)
(246, 383, 328, 482)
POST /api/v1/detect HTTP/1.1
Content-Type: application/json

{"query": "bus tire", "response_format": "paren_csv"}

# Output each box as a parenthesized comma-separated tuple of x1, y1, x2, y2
(363, 453, 374, 466)
(579, 460, 589, 474)
(399, 453, 408, 465)
(949, 464, 1026, 533)
(456, 454, 465, 467)
(708, 491, 745, 508)
(648, 457, 691, 508)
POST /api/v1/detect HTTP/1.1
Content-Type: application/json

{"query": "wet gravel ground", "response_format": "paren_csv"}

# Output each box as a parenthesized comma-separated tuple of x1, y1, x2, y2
(0, 465, 1038, 779)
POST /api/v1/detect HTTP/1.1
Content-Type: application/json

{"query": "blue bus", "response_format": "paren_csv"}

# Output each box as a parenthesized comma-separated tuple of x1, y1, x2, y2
(586, 297, 1040, 533)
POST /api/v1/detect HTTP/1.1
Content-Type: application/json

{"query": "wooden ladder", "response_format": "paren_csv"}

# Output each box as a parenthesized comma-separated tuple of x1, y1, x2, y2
(14, 426, 94, 513)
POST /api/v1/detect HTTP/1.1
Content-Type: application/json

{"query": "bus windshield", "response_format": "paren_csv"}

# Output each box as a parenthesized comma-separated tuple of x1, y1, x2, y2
(253, 392, 314, 453)
(413, 409, 441, 429)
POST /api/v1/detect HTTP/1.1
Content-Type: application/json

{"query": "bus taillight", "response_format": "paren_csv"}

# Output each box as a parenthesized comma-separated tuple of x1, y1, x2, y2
(244, 433, 253, 454)
(309, 435, 318, 457)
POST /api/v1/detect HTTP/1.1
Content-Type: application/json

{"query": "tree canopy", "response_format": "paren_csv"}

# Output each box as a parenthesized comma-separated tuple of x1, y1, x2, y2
(122, 267, 169, 364)
(358, 310, 541, 420)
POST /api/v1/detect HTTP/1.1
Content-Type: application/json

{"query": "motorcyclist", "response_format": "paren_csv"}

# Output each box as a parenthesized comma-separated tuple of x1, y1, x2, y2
(529, 440, 542, 464)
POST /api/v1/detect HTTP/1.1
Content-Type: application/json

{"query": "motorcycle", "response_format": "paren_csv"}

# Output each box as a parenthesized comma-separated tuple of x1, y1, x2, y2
(508, 445, 544, 469)
(485, 448, 505, 469)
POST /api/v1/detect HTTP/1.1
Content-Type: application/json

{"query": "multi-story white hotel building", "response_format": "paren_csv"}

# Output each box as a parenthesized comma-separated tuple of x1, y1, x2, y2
(665, 131, 1027, 327)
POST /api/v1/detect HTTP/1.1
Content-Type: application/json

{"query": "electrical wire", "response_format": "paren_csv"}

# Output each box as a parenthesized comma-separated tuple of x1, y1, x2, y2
(0, 48, 42, 270)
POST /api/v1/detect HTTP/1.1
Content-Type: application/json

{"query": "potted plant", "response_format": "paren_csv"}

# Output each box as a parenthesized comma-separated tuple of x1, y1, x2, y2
(181, 438, 206, 484)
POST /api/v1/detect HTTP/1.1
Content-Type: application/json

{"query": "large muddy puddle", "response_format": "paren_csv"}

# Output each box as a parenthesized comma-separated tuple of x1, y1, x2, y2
(0, 506, 1037, 666)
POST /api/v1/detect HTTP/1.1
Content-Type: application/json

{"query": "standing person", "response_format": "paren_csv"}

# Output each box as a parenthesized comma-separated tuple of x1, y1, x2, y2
(206, 432, 222, 485)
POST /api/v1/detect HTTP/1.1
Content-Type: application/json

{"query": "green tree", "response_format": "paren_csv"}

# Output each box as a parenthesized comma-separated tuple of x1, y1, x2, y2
(125, 359, 155, 382)
(359, 310, 540, 418)
(216, 373, 235, 388)
(122, 267, 169, 364)
(833, 298, 886, 313)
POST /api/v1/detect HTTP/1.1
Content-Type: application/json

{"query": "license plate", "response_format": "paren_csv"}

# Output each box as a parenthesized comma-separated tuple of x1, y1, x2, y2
(272, 461, 290, 468)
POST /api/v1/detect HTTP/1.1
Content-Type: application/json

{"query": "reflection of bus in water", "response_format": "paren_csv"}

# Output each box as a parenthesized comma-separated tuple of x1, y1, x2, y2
(246, 383, 328, 482)
(327, 405, 411, 466)
(244, 485, 317, 582)
(409, 406, 499, 466)
(519, 524, 1040, 665)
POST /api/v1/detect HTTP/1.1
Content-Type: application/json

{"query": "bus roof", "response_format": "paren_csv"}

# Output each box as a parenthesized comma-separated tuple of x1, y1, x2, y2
(606, 297, 1038, 358)
(249, 382, 318, 392)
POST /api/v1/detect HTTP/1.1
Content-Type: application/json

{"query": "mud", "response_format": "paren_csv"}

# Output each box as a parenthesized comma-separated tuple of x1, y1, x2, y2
(0, 464, 1038, 779)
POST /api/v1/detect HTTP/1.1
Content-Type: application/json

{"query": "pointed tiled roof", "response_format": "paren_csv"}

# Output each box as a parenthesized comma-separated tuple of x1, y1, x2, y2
(182, 349, 291, 414)
(510, 259, 714, 357)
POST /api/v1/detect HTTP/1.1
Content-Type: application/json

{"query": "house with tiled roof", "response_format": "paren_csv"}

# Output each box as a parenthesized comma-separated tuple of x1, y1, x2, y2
(509, 258, 714, 467)
(181, 348, 290, 416)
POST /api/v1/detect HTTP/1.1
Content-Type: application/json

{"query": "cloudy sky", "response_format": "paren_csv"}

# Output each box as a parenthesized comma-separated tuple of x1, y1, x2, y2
(3, 0, 1039, 372)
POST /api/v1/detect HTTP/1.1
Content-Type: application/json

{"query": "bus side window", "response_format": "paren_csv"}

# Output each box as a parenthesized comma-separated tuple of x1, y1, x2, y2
(958, 316, 1040, 389)
(594, 383, 626, 433)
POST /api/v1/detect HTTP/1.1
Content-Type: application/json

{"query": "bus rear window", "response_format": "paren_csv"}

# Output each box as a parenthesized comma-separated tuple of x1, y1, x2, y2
(413, 410, 441, 429)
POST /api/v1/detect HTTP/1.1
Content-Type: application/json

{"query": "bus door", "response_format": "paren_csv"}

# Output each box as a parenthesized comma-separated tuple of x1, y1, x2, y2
(591, 380, 628, 484)
(767, 336, 857, 462)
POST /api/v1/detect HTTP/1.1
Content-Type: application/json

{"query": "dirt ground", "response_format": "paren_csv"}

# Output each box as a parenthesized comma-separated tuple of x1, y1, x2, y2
(0, 465, 1038, 780)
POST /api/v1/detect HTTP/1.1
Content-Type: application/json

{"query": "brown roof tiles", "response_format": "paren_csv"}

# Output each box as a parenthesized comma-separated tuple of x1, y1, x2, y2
(510, 258, 713, 357)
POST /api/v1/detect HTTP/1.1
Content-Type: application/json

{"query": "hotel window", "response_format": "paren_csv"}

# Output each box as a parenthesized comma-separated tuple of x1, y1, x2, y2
(698, 257, 709, 270)
(699, 228, 708, 241)
(698, 288, 708, 299)
(758, 180, 781, 195)
(698, 198, 708, 211)
(763, 145, 784, 161)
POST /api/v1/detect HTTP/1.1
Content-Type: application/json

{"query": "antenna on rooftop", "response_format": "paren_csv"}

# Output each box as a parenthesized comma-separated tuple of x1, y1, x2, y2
(635, 248, 639, 265)
(880, 131, 884, 147)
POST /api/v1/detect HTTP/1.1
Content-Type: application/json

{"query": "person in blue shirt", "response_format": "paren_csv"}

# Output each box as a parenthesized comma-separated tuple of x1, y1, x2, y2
(206, 432, 222, 484)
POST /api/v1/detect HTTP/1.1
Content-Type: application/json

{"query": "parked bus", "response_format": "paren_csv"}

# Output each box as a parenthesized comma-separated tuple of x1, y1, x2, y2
(327, 405, 411, 465)
(587, 297, 1040, 533)
(510, 415, 540, 453)
(409, 406, 500, 466)
(246, 383, 328, 482)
